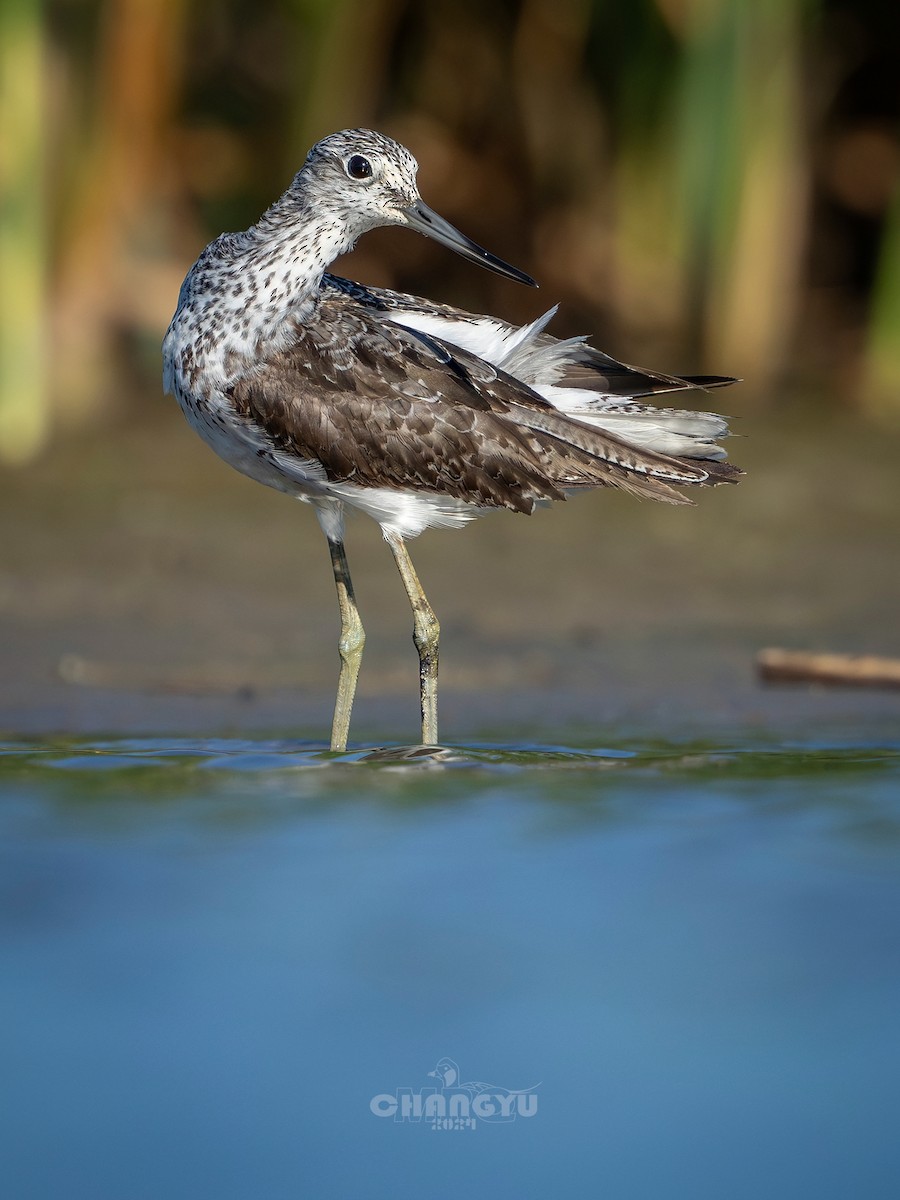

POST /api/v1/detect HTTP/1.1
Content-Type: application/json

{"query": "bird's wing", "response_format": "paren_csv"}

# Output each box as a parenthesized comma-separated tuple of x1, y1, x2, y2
(322, 275, 742, 464)
(226, 292, 738, 514)
(322, 274, 737, 399)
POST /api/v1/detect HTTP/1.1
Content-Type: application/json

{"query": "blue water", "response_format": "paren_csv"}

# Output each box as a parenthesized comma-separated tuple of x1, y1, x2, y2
(2, 737, 900, 1199)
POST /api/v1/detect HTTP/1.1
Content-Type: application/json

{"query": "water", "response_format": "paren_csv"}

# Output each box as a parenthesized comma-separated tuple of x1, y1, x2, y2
(3, 415, 900, 1193)
(3, 734, 900, 1199)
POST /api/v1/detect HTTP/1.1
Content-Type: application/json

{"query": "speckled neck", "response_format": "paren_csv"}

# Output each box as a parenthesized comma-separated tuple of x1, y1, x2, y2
(165, 189, 362, 390)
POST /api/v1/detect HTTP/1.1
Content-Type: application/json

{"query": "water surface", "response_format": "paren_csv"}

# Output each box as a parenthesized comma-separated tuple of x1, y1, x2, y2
(3, 734, 899, 1199)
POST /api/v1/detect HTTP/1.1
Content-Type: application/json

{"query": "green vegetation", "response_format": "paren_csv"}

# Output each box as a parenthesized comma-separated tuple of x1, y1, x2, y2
(2, 0, 898, 462)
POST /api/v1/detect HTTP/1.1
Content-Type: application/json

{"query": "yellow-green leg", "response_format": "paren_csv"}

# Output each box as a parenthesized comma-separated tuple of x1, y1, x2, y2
(326, 537, 365, 751)
(384, 531, 440, 746)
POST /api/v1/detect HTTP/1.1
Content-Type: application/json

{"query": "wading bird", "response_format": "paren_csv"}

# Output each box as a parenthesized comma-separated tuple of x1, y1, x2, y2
(163, 129, 741, 750)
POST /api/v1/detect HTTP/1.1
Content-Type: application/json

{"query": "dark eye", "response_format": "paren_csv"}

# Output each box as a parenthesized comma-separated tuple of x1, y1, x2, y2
(346, 154, 373, 180)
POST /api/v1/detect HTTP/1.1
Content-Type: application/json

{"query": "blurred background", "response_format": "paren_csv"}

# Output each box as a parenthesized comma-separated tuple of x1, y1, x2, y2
(2, 0, 900, 462)
(1, 0, 899, 740)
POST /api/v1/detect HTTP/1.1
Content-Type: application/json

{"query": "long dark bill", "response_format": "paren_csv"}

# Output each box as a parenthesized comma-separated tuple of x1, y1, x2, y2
(406, 201, 537, 288)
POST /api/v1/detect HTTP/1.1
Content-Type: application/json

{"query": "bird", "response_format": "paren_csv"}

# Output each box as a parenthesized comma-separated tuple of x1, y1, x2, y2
(163, 128, 742, 752)
(426, 1057, 539, 1122)
(427, 1057, 501, 1098)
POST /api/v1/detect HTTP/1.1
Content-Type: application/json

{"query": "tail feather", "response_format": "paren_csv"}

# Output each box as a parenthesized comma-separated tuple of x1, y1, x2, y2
(508, 403, 726, 483)
(556, 405, 733, 460)
(679, 374, 738, 391)
(502, 401, 744, 506)
(552, 344, 739, 399)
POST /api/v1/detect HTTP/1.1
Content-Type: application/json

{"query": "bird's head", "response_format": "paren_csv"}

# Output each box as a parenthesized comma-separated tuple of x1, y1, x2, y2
(293, 129, 536, 287)
(427, 1057, 460, 1087)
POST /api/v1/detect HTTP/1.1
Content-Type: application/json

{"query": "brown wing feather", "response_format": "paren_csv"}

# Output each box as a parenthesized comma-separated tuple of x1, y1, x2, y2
(323, 275, 738, 398)
(226, 293, 738, 514)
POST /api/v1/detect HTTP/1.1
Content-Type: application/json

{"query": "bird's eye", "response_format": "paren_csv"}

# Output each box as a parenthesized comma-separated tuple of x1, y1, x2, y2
(346, 155, 373, 180)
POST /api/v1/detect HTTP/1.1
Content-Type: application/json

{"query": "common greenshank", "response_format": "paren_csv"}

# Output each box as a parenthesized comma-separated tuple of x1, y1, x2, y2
(163, 129, 742, 750)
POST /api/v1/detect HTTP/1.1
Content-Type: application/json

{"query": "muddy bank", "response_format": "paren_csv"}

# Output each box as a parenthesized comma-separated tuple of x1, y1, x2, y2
(2, 409, 898, 744)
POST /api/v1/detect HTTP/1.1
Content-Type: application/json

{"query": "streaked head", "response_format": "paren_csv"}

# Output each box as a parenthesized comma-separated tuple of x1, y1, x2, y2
(295, 129, 536, 287)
